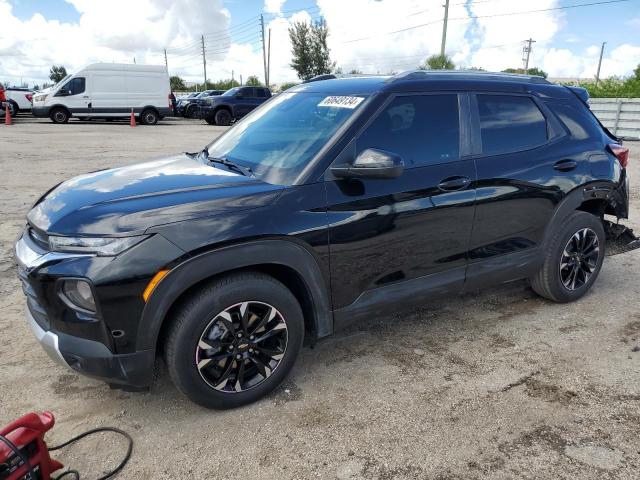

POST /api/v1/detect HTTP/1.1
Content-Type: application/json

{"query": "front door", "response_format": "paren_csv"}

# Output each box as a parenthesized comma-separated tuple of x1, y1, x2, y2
(54, 76, 89, 115)
(325, 93, 477, 327)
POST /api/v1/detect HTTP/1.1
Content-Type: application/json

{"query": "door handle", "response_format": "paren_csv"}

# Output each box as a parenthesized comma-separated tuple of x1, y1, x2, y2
(437, 176, 471, 192)
(553, 159, 577, 172)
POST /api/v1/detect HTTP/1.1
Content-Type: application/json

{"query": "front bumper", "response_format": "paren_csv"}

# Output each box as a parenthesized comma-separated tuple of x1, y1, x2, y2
(26, 307, 155, 388)
(32, 106, 51, 117)
(15, 229, 177, 390)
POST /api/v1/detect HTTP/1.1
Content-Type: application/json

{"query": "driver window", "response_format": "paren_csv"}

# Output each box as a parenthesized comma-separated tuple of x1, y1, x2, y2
(60, 77, 86, 96)
(356, 94, 460, 168)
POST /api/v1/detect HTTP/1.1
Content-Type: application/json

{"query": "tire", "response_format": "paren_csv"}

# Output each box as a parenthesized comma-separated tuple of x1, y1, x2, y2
(8, 101, 18, 116)
(50, 107, 69, 124)
(205, 115, 216, 125)
(185, 104, 198, 119)
(165, 271, 304, 409)
(214, 109, 232, 126)
(140, 109, 158, 125)
(530, 211, 605, 303)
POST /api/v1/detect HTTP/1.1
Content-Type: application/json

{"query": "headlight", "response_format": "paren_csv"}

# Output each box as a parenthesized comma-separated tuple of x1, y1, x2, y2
(48, 235, 148, 256)
(35, 94, 48, 102)
(62, 279, 96, 312)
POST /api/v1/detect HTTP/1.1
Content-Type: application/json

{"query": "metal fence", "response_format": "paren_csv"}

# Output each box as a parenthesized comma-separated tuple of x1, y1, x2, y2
(589, 98, 640, 141)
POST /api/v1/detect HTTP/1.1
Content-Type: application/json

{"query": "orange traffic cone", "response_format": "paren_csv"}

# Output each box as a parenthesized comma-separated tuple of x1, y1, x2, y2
(130, 108, 136, 128)
(4, 103, 11, 125)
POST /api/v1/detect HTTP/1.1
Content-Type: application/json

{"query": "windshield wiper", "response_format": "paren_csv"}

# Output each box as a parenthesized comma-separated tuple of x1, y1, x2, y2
(199, 148, 253, 177)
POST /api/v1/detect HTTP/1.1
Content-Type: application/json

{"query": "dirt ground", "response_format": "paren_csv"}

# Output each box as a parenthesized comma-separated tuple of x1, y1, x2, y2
(1, 117, 639, 479)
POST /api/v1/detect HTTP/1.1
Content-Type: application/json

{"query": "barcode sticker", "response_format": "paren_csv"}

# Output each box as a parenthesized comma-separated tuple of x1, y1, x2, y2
(318, 96, 365, 109)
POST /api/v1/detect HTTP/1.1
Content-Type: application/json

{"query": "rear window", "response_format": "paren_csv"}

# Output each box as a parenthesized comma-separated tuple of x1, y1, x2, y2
(477, 95, 547, 156)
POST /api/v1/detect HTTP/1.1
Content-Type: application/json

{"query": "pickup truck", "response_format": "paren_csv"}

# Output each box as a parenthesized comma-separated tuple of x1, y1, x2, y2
(201, 86, 272, 125)
(5, 87, 34, 115)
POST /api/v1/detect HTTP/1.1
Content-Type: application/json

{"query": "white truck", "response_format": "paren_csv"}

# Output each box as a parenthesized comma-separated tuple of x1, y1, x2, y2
(32, 63, 172, 124)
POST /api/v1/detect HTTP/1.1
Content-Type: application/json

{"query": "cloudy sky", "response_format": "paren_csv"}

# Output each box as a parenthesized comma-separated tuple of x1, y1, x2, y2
(0, 0, 639, 88)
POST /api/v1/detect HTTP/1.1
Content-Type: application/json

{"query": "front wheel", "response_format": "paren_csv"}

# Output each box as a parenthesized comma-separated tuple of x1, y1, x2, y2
(214, 109, 232, 126)
(140, 109, 158, 125)
(531, 211, 605, 303)
(165, 271, 304, 409)
(50, 107, 69, 124)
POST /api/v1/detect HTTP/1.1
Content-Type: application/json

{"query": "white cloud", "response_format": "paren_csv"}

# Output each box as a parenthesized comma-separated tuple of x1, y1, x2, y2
(264, 0, 286, 14)
(0, 0, 638, 88)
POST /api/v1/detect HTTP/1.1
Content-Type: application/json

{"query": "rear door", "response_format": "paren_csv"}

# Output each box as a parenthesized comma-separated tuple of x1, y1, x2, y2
(235, 87, 257, 117)
(467, 92, 572, 286)
(325, 92, 477, 326)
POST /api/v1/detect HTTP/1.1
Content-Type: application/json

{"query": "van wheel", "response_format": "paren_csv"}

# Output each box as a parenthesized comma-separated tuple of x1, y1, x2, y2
(50, 108, 69, 124)
(214, 109, 232, 126)
(165, 271, 304, 409)
(140, 109, 158, 125)
(531, 211, 605, 303)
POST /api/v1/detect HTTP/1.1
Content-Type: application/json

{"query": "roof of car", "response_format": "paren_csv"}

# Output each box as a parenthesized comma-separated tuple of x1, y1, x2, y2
(290, 70, 568, 97)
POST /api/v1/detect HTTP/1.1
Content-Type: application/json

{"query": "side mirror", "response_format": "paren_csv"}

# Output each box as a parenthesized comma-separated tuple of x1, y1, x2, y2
(331, 148, 404, 179)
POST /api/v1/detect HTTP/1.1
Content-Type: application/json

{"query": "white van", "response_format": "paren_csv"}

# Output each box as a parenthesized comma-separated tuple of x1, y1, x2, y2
(32, 63, 172, 124)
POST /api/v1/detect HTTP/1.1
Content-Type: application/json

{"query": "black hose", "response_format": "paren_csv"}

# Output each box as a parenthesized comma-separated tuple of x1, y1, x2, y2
(50, 427, 133, 480)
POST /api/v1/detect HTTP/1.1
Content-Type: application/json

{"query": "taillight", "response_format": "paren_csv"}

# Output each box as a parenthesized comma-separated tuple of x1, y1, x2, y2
(26, 94, 33, 103)
(168, 94, 172, 110)
(609, 143, 629, 168)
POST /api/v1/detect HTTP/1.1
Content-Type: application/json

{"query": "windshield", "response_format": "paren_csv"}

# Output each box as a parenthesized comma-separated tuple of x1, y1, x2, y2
(207, 92, 368, 185)
(222, 87, 240, 97)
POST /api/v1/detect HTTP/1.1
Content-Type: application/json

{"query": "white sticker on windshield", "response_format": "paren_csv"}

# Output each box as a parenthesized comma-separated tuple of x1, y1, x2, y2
(318, 96, 364, 109)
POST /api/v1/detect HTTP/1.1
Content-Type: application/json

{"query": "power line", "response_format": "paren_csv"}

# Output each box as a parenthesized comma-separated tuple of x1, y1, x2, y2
(341, 0, 633, 44)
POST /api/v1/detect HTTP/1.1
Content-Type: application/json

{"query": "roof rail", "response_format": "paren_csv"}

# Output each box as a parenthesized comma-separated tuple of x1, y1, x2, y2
(386, 69, 550, 84)
(303, 74, 337, 83)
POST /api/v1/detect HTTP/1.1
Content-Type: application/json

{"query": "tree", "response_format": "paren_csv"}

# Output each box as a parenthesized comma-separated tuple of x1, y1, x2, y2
(501, 67, 548, 78)
(245, 75, 262, 86)
(278, 81, 299, 92)
(348, 69, 363, 74)
(421, 54, 455, 70)
(289, 19, 335, 80)
(634, 64, 640, 80)
(170, 75, 186, 91)
(49, 65, 68, 83)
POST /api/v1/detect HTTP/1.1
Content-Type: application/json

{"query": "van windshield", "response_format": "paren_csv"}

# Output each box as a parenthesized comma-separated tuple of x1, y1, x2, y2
(206, 92, 368, 185)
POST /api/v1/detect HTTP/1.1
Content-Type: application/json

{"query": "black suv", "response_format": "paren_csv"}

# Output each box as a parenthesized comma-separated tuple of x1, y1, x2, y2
(179, 90, 224, 118)
(15, 71, 638, 409)
(201, 86, 271, 125)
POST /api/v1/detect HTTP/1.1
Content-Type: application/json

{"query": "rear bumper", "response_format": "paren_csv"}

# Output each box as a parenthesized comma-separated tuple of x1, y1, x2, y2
(26, 308, 155, 389)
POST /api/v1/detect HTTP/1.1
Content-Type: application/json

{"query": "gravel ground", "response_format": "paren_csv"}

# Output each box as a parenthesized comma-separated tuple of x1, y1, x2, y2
(1, 117, 639, 479)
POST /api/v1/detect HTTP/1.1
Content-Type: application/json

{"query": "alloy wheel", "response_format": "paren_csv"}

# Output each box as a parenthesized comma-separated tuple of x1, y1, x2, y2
(559, 227, 600, 291)
(195, 301, 288, 393)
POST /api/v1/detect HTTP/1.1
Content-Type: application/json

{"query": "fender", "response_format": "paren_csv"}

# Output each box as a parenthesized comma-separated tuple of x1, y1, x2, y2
(543, 179, 619, 245)
(136, 239, 332, 351)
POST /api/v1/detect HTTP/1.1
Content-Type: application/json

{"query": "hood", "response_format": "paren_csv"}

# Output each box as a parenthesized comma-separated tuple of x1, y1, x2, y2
(28, 154, 283, 235)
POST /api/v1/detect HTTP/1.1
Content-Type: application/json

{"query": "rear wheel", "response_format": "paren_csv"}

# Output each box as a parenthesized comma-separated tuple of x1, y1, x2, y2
(50, 107, 69, 124)
(140, 109, 158, 125)
(8, 101, 18, 116)
(165, 271, 304, 409)
(214, 109, 232, 126)
(531, 211, 605, 303)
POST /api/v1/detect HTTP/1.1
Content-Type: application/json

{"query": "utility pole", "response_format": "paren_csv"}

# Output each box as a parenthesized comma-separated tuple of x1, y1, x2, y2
(201, 34, 208, 88)
(260, 14, 268, 86)
(595, 41, 606, 87)
(522, 38, 536, 72)
(240, 74, 243, 85)
(267, 28, 272, 87)
(440, 0, 450, 57)
(164, 48, 168, 71)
